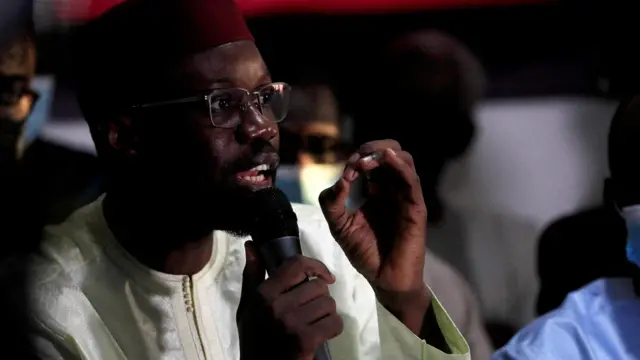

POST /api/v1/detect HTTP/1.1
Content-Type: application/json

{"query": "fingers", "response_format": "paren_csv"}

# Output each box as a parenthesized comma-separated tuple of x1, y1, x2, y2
(318, 139, 406, 230)
(340, 139, 417, 184)
(291, 310, 344, 356)
(253, 256, 343, 358)
(292, 313, 344, 357)
(380, 148, 424, 206)
(318, 138, 424, 236)
(349, 149, 416, 175)
(341, 139, 404, 183)
(282, 295, 337, 329)
(310, 313, 344, 341)
(259, 256, 334, 302)
(358, 139, 401, 155)
(241, 241, 266, 300)
(271, 278, 330, 318)
(318, 177, 351, 233)
(352, 141, 422, 204)
(238, 241, 267, 329)
(299, 313, 344, 354)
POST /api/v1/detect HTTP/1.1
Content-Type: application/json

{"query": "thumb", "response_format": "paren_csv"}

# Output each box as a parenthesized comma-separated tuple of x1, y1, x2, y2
(238, 241, 266, 359)
(241, 241, 266, 298)
(318, 177, 351, 232)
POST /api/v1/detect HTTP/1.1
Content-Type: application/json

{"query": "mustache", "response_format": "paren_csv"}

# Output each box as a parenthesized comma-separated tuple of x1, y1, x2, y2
(224, 141, 279, 175)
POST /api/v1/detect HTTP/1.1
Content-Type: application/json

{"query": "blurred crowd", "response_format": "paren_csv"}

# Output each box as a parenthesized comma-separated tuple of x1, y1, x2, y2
(0, 0, 637, 359)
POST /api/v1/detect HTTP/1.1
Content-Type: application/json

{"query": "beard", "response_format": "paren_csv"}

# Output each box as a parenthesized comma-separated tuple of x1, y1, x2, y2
(117, 156, 262, 241)
(111, 132, 280, 243)
(195, 182, 255, 238)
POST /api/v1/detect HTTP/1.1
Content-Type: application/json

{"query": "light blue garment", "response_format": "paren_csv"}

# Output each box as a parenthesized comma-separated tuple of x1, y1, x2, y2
(493, 278, 640, 360)
(623, 205, 640, 268)
(24, 76, 55, 146)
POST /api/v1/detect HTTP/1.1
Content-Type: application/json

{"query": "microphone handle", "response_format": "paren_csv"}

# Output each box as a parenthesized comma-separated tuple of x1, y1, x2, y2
(259, 236, 333, 360)
(314, 343, 332, 360)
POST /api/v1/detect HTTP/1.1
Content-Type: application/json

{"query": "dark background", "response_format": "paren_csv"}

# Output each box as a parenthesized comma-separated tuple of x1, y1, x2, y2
(35, 1, 636, 119)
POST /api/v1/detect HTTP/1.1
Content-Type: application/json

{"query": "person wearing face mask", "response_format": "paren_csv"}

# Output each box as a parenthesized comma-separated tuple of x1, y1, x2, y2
(0, 25, 41, 360)
(0, 26, 39, 252)
(493, 96, 640, 360)
(0, 30, 37, 171)
(278, 84, 353, 206)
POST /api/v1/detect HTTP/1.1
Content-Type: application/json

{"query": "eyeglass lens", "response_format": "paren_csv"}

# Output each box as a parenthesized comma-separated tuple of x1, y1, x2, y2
(208, 83, 290, 128)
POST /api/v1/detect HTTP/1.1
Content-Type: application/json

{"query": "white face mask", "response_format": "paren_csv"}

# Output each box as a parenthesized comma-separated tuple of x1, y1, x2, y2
(299, 163, 344, 207)
(622, 205, 640, 267)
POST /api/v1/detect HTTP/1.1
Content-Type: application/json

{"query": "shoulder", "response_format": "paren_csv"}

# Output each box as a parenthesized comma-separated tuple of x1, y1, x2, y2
(34, 200, 105, 286)
(27, 201, 106, 339)
(27, 250, 99, 358)
(495, 308, 582, 359)
(496, 278, 632, 359)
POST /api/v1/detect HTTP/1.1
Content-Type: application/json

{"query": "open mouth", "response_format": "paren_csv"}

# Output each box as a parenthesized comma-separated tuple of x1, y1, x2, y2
(235, 163, 275, 187)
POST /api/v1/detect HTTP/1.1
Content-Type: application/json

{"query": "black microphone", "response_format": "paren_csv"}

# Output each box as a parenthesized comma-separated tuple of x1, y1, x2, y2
(249, 187, 332, 360)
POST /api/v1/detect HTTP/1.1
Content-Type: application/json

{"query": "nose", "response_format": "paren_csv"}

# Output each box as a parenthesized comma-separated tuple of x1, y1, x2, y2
(237, 105, 278, 143)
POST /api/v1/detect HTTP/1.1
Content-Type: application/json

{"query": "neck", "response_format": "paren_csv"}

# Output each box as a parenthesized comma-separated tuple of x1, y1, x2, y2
(103, 187, 213, 276)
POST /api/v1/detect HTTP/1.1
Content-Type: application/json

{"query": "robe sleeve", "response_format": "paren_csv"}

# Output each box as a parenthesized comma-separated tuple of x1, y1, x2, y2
(32, 332, 82, 360)
(28, 268, 128, 360)
(377, 293, 471, 360)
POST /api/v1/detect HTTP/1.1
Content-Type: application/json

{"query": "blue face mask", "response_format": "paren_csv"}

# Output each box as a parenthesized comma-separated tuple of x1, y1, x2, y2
(622, 205, 640, 267)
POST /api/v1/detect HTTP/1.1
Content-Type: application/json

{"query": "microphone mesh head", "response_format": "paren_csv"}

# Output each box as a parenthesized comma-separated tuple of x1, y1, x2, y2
(249, 187, 299, 246)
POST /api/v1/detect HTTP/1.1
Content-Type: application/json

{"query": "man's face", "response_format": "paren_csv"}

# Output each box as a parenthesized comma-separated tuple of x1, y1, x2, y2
(113, 41, 280, 235)
(298, 121, 341, 166)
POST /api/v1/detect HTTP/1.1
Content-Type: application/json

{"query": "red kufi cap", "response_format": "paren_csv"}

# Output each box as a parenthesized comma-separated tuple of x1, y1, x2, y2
(74, 0, 254, 107)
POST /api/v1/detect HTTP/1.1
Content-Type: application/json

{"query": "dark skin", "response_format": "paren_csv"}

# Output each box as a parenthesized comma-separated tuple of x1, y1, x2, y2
(101, 40, 444, 360)
(103, 41, 278, 274)
(319, 143, 434, 335)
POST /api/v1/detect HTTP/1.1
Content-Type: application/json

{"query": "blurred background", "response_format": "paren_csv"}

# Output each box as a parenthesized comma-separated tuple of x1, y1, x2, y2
(1, 0, 634, 354)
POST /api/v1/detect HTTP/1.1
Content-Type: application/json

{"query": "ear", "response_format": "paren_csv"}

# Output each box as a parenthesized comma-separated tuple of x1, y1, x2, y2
(107, 117, 139, 156)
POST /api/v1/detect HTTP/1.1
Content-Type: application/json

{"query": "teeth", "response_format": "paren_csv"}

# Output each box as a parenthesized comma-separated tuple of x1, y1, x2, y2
(249, 164, 269, 172)
(242, 174, 265, 183)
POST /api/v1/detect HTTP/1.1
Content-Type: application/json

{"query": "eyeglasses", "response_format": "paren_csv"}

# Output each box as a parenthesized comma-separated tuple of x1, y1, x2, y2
(0, 76, 39, 107)
(132, 82, 291, 128)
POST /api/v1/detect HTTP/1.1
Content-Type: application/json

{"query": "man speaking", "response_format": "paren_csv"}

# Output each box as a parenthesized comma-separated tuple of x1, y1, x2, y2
(25, 0, 470, 359)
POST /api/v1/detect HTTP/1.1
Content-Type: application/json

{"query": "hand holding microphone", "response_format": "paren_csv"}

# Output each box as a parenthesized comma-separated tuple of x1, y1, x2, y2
(237, 188, 342, 360)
